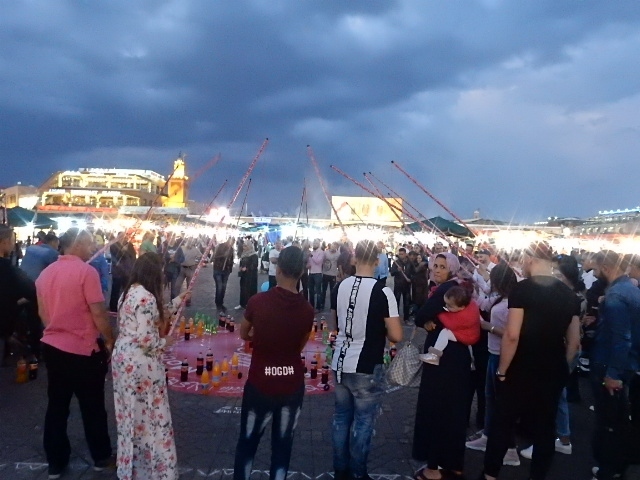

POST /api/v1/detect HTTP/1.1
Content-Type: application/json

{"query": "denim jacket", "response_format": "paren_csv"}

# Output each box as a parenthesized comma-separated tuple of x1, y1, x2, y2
(592, 275, 640, 380)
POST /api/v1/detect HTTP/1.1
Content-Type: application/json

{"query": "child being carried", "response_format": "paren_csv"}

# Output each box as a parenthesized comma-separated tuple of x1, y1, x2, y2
(419, 286, 481, 366)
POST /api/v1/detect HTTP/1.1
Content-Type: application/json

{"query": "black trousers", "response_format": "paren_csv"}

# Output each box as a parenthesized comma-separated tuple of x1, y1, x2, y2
(109, 276, 124, 312)
(42, 343, 112, 470)
(393, 284, 411, 319)
(484, 376, 563, 480)
(590, 364, 635, 479)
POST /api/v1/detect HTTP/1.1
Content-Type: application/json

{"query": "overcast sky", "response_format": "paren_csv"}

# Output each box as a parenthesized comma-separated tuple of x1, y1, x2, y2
(2, 0, 640, 223)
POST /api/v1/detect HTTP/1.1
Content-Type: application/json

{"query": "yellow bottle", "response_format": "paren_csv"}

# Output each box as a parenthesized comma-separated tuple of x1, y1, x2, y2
(179, 317, 186, 335)
(212, 361, 221, 387)
(200, 369, 210, 394)
(231, 353, 239, 376)
(221, 356, 230, 381)
(197, 320, 204, 337)
(16, 357, 28, 384)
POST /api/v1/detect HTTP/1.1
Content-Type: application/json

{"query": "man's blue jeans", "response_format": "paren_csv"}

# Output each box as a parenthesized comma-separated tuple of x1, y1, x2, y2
(213, 270, 230, 308)
(234, 382, 304, 480)
(308, 273, 323, 309)
(332, 365, 384, 478)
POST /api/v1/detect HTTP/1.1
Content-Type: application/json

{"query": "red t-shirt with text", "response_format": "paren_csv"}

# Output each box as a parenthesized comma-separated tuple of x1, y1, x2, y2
(245, 286, 314, 396)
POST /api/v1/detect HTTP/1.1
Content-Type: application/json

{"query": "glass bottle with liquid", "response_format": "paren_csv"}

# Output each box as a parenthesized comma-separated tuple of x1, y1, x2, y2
(196, 352, 204, 376)
(206, 349, 214, 372)
(180, 358, 189, 382)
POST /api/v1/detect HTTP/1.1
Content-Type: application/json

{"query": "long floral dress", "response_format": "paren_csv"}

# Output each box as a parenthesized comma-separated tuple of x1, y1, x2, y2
(112, 284, 178, 480)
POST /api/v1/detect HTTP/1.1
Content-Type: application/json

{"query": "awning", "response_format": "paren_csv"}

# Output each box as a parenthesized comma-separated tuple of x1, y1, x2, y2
(407, 216, 474, 238)
(7, 206, 57, 228)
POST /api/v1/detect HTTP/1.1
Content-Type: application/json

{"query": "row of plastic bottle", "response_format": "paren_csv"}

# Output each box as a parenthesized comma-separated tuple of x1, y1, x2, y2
(176, 313, 236, 341)
(178, 351, 240, 390)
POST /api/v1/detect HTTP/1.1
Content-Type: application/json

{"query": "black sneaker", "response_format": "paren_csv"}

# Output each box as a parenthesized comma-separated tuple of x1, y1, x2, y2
(93, 455, 116, 472)
(48, 464, 67, 479)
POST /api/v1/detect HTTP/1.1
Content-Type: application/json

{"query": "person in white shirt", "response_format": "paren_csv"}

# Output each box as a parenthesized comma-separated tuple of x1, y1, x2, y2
(307, 239, 325, 311)
(268, 241, 283, 290)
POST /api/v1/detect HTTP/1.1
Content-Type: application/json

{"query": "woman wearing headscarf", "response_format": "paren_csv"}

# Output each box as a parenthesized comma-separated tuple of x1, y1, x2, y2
(412, 253, 473, 480)
(236, 241, 259, 310)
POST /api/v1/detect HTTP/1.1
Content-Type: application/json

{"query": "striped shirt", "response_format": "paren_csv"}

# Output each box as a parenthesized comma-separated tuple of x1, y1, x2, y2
(331, 276, 398, 378)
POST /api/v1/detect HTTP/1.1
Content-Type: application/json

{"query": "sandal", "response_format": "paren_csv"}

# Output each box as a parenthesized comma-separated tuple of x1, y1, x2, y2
(414, 467, 443, 480)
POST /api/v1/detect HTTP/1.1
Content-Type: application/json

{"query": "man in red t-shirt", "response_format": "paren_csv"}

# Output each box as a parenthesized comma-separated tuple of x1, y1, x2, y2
(234, 246, 314, 480)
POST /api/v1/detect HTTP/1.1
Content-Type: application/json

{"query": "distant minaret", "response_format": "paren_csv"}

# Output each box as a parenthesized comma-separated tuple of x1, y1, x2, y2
(165, 153, 189, 208)
(473, 209, 481, 220)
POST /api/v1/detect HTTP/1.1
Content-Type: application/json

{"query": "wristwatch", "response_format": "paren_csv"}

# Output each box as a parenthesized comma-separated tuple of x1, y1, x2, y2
(495, 370, 506, 378)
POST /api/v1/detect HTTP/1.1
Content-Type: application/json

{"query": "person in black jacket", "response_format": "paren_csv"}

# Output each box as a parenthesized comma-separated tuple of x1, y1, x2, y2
(0, 225, 37, 364)
(109, 232, 137, 312)
(390, 248, 414, 322)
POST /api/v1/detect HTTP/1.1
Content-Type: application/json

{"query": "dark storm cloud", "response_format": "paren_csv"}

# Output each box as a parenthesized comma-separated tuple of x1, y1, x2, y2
(2, 0, 640, 221)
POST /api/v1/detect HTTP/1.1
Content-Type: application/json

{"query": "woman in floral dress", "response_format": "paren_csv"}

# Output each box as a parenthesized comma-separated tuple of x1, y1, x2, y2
(112, 252, 178, 480)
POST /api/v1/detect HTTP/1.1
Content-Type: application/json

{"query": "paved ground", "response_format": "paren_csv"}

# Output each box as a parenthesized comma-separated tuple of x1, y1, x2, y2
(1, 264, 638, 479)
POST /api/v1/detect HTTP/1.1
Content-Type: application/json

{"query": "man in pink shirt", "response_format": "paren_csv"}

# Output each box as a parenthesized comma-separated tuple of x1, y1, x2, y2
(36, 228, 115, 479)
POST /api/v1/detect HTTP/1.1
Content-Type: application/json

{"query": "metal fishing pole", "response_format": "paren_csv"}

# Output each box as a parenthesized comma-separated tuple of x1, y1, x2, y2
(307, 145, 346, 235)
(391, 160, 478, 237)
(168, 138, 270, 335)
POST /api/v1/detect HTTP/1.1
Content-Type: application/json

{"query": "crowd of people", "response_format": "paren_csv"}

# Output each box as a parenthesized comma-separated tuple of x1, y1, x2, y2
(1, 221, 640, 480)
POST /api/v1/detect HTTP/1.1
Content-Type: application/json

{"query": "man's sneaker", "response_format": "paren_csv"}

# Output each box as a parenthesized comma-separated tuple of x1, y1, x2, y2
(419, 353, 440, 365)
(48, 464, 67, 479)
(591, 466, 622, 479)
(503, 448, 521, 466)
(520, 445, 533, 459)
(93, 455, 116, 472)
(234, 305, 243, 310)
(555, 438, 572, 454)
(465, 434, 488, 452)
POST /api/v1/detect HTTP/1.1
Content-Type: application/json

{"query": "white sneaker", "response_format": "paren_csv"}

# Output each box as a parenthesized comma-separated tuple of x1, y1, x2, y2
(503, 448, 521, 466)
(520, 445, 533, 459)
(555, 438, 572, 454)
(234, 305, 242, 310)
(465, 434, 488, 452)
(419, 353, 440, 365)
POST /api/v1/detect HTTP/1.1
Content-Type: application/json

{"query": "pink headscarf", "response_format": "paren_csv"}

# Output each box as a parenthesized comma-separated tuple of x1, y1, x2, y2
(439, 252, 461, 278)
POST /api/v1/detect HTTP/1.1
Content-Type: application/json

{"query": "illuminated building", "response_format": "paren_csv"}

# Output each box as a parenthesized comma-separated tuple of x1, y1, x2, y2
(37, 155, 189, 214)
(1, 183, 39, 209)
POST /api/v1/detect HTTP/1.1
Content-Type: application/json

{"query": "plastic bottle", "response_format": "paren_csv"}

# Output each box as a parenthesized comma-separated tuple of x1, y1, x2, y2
(325, 344, 333, 364)
(310, 359, 318, 379)
(390, 343, 397, 359)
(197, 320, 204, 337)
(206, 349, 214, 372)
(231, 353, 239, 376)
(196, 352, 204, 376)
(383, 349, 391, 366)
(221, 356, 230, 381)
(184, 323, 191, 341)
(179, 316, 186, 335)
(16, 357, 28, 384)
(219, 313, 226, 328)
(322, 324, 329, 344)
(301, 354, 307, 374)
(180, 358, 189, 382)
(315, 349, 322, 367)
(28, 357, 38, 380)
(321, 364, 329, 384)
(313, 320, 318, 332)
(200, 369, 210, 393)
(227, 318, 235, 333)
(212, 361, 221, 387)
